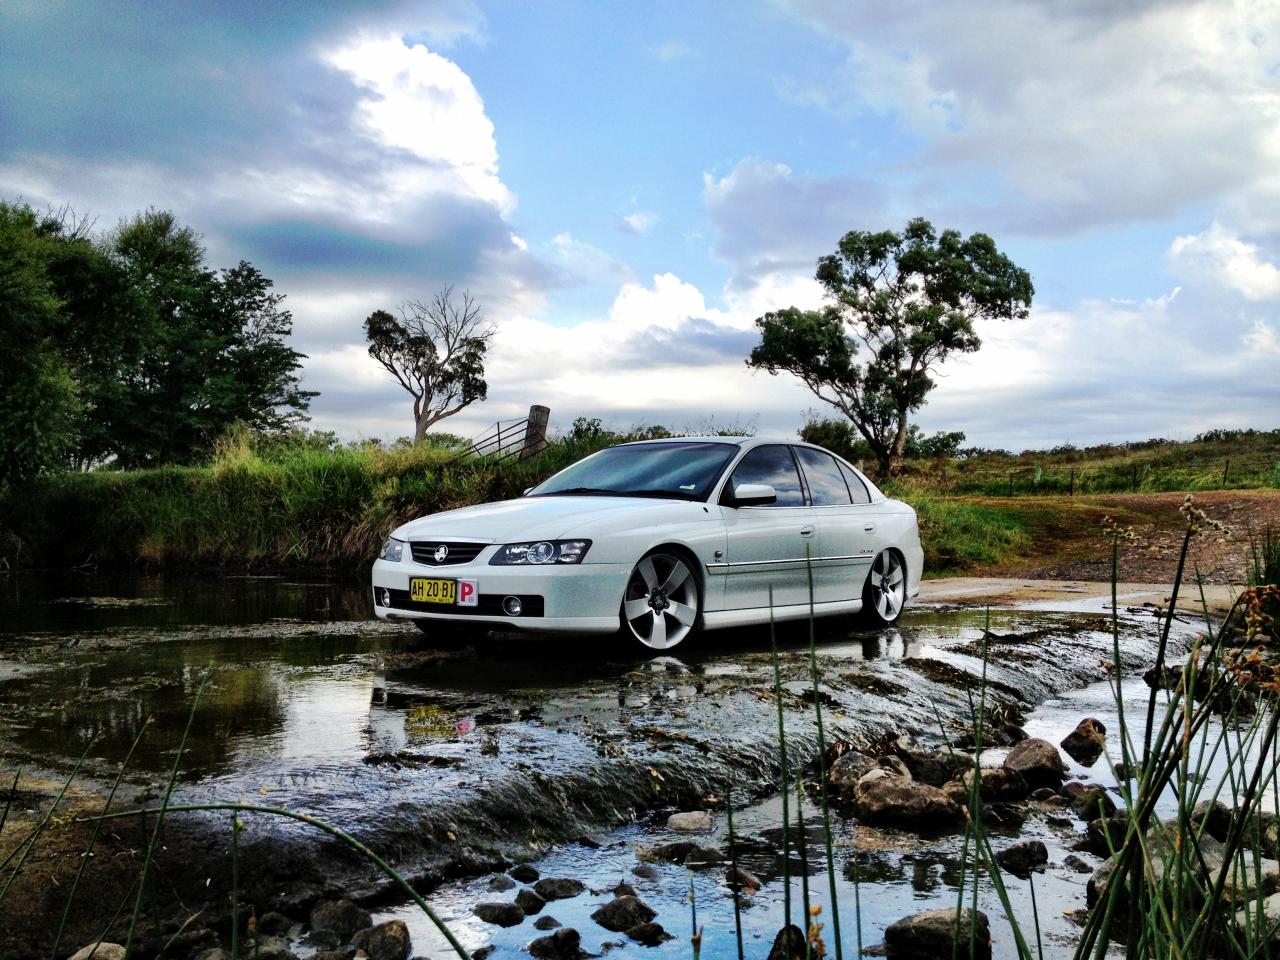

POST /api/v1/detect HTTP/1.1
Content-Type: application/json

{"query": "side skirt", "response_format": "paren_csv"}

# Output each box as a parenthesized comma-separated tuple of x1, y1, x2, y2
(700, 598, 863, 631)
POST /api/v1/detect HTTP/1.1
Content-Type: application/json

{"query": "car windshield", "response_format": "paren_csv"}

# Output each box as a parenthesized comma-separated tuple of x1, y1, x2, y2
(531, 442, 739, 501)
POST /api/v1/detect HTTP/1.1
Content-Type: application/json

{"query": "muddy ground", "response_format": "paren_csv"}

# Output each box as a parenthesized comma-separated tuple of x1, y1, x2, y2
(0, 570, 1214, 960)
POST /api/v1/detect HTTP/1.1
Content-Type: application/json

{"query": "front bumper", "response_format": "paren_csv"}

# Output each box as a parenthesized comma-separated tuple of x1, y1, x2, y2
(370, 556, 630, 633)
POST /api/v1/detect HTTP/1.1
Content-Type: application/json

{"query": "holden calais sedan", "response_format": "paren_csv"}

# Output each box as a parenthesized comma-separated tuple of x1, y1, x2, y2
(372, 437, 923, 650)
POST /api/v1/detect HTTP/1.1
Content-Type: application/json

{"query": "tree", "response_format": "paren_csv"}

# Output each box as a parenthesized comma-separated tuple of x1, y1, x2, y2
(748, 218, 1033, 476)
(100, 211, 313, 467)
(0, 203, 80, 488)
(364, 287, 494, 443)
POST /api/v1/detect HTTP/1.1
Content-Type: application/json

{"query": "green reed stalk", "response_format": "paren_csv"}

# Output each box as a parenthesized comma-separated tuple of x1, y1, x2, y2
(769, 585, 793, 935)
(795, 782, 811, 958)
(726, 788, 744, 960)
(231, 813, 241, 960)
(805, 553, 842, 960)
(0, 766, 19, 839)
(50, 721, 150, 960)
(689, 877, 702, 960)
(124, 675, 209, 958)
(1028, 872, 1043, 960)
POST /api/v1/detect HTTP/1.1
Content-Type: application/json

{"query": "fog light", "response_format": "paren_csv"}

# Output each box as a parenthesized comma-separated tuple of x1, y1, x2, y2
(379, 588, 391, 607)
(502, 596, 523, 617)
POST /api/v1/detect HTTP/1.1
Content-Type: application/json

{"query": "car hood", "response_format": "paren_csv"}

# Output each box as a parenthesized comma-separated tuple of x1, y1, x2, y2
(393, 495, 706, 543)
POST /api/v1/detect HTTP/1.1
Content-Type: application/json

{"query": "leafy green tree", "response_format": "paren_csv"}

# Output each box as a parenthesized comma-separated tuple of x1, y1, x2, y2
(0, 203, 79, 487)
(364, 286, 493, 444)
(100, 211, 313, 467)
(749, 218, 1033, 476)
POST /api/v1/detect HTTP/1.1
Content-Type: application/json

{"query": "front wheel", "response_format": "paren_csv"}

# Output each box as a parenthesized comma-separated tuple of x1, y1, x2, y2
(861, 550, 906, 626)
(621, 551, 701, 651)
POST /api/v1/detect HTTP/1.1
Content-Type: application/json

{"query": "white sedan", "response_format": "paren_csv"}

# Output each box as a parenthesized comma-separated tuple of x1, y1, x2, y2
(371, 436, 923, 650)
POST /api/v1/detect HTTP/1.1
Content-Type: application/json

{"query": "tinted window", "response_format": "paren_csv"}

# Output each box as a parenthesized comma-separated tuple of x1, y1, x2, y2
(729, 445, 805, 507)
(533, 442, 737, 500)
(838, 461, 872, 504)
(795, 447, 852, 505)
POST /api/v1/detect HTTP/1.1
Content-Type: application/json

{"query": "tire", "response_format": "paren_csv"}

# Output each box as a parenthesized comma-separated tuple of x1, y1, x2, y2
(620, 550, 701, 651)
(861, 550, 907, 626)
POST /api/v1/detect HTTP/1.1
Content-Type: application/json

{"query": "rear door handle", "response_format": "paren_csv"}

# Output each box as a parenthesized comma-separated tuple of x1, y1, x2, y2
(800, 525, 815, 537)
(864, 524, 876, 533)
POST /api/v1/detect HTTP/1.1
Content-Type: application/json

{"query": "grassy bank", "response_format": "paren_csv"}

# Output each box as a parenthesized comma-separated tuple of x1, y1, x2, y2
(4, 435, 1038, 577)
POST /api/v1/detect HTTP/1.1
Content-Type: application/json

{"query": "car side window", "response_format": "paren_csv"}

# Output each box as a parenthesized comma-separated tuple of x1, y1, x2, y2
(837, 461, 872, 505)
(794, 447, 852, 505)
(728, 445, 805, 507)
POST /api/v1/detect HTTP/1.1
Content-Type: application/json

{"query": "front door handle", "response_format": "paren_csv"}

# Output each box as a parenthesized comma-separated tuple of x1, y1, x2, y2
(800, 525, 815, 537)
(864, 523, 876, 533)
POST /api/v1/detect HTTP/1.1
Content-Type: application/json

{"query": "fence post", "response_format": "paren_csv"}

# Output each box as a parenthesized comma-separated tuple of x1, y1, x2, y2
(1132, 465, 1138, 491)
(521, 405, 550, 460)
(1070, 468, 1075, 497)
(1009, 472, 1014, 497)
(1223, 458, 1230, 488)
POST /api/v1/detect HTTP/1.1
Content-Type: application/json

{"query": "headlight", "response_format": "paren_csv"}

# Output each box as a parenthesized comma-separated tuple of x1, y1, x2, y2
(489, 540, 592, 565)
(378, 537, 404, 562)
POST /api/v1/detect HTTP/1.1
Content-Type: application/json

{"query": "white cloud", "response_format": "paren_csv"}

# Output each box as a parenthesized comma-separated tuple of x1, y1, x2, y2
(651, 41, 691, 61)
(620, 210, 658, 234)
(1244, 320, 1280, 355)
(1170, 222, 1280, 301)
(779, 0, 1280, 232)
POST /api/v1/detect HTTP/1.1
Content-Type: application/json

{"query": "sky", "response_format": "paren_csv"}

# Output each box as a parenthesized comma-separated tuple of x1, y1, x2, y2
(2, 0, 1279, 451)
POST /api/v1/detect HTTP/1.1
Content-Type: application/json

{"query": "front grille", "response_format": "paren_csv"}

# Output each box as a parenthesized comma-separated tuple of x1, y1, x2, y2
(384, 589, 544, 618)
(409, 541, 488, 566)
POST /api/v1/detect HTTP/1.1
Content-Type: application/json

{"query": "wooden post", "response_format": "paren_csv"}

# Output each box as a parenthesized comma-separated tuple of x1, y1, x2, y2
(521, 405, 550, 460)
(1009, 472, 1014, 497)
(1223, 458, 1230, 487)
(1070, 468, 1075, 497)
(1132, 465, 1138, 491)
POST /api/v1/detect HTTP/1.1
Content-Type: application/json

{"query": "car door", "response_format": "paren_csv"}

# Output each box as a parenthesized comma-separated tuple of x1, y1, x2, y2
(792, 445, 872, 603)
(718, 444, 814, 610)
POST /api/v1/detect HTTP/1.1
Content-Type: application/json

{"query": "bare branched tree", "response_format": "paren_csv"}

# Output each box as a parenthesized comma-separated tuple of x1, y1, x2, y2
(364, 286, 495, 443)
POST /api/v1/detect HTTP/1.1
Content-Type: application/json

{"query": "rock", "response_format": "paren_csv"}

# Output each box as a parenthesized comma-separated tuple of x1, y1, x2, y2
(510, 863, 540, 883)
(591, 894, 657, 932)
(257, 912, 297, 937)
(766, 924, 806, 960)
(68, 947, 126, 960)
(626, 922, 674, 946)
(1003, 738, 1067, 790)
(1144, 664, 1179, 690)
(648, 841, 698, 863)
(529, 927, 587, 960)
(894, 747, 972, 787)
(1236, 891, 1280, 945)
(1060, 717, 1107, 766)
(489, 873, 517, 891)
(884, 908, 991, 960)
(1070, 785, 1116, 821)
(534, 915, 562, 931)
(960, 767, 1029, 803)
(516, 887, 546, 915)
(311, 899, 372, 942)
(726, 866, 762, 893)
(828, 751, 878, 801)
(610, 881, 638, 897)
(1063, 854, 1094, 874)
(980, 802, 1030, 829)
(1114, 761, 1141, 780)
(854, 770, 964, 830)
(1222, 850, 1280, 902)
(683, 845, 725, 869)
(364, 920, 411, 960)
(666, 810, 713, 832)
(473, 901, 525, 927)
(995, 840, 1048, 878)
(958, 722, 1026, 749)
(305, 929, 343, 951)
(1081, 814, 1130, 856)
(238, 938, 295, 960)
(632, 864, 660, 881)
(311, 953, 348, 960)
(534, 877, 586, 900)
(193, 950, 232, 960)
(473, 948, 495, 960)
(878, 755, 913, 779)
(1191, 799, 1233, 842)
(1030, 787, 1057, 801)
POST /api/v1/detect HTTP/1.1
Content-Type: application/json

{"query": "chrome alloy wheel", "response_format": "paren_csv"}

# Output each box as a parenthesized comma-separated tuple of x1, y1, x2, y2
(622, 552, 700, 650)
(864, 550, 906, 625)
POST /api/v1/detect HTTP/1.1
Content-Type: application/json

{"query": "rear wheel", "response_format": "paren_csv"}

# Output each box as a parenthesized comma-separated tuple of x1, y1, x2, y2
(621, 551, 701, 651)
(861, 550, 906, 626)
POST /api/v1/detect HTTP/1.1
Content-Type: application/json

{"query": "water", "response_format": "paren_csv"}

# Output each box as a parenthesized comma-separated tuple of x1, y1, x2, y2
(0, 571, 1190, 959)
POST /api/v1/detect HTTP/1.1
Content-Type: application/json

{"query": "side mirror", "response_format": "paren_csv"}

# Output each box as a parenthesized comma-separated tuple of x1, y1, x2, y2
(729, 483, 777, 507)
(522, 487, 533, 496)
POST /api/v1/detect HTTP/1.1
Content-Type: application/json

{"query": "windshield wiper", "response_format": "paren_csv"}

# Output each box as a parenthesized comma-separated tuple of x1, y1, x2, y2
(615, 488, 700, 500)
(540, 487, 621, 496)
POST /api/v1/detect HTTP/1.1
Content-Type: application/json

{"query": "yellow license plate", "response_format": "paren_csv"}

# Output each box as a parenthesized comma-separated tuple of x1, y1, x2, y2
(410, 578, 456, 604)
